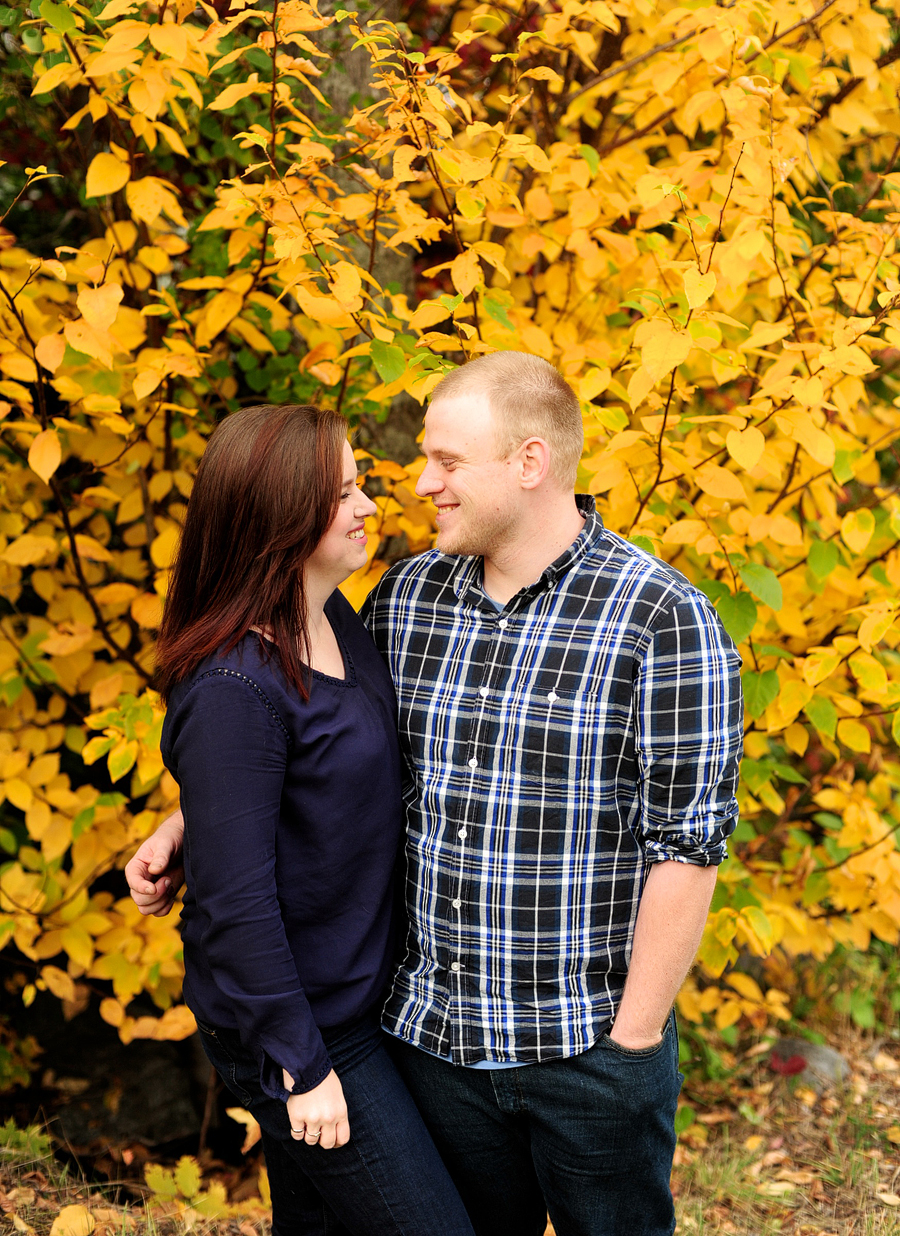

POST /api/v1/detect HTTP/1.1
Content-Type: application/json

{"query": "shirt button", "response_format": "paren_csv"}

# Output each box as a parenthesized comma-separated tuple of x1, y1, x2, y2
(458, 828, 467, 838)
(450, 962, 461, 972)
(498, 619, 508, 629)
(479, 687, 489, 697)
(452, 898, 462, 909)
(547, 691, 559, 702)
(468, 757, 478, 768)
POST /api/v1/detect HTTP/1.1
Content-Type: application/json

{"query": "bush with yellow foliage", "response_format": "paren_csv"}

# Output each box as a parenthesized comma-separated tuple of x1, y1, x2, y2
(1, 0, 900, 1050)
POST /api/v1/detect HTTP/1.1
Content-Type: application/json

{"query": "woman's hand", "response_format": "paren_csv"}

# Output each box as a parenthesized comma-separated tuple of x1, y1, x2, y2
(283, 1068, 350, 1149)
(125, 810, 185, 916)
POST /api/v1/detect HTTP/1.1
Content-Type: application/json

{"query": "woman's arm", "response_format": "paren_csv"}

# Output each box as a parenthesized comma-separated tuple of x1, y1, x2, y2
(169, 673, 333, 1102)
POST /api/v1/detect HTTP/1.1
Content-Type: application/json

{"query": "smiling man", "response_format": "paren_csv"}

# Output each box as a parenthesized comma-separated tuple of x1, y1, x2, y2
(128, 352, 743, 1236)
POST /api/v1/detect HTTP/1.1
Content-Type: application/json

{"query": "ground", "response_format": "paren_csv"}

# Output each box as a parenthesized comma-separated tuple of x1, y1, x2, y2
(0, 1030, 898, 1236)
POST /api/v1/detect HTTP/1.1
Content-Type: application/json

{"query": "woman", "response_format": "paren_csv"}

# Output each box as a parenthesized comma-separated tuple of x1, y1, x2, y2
(155, 404, 474, 1236)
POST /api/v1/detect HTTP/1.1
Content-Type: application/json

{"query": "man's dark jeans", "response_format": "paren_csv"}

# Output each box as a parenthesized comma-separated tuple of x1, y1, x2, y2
(386, 1012, 683, 1236)
(196, 1011, 475, 1236)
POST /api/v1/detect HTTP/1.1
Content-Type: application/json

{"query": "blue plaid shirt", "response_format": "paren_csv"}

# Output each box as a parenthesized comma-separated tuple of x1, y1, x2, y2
(361, 498, 743, 1065)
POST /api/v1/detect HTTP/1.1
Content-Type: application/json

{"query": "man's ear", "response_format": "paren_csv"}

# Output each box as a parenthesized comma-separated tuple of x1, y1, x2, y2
(517, 437, 551, 489)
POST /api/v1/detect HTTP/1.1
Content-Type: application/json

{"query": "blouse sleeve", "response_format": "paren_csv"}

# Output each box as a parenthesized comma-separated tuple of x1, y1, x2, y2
(168, 672, 333, 1099)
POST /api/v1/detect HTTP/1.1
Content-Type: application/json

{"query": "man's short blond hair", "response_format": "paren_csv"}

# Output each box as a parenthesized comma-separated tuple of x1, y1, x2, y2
(430, 352, 584, 489)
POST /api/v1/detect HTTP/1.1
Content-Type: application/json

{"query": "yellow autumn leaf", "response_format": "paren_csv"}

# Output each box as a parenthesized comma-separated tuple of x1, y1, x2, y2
(642, 331, 692, 381)
(99, 997, 126, 1027)
(293, 284, 356, 328)
(77, 284, 123, 333)
(725, 427, 764, 472)
(683, 267, 716, 309)
(208, 76, 262, 111)
(50, 1207, 94, 1236)
(837, 717, 871, 753)
(841, 509, 875, 555)
(197, 289, 244, 348)
(330, 261, 363, 309)
(74, 535, 113, 562)
(451, 250, 482, 297)
(125, 176, 166, 224)
(857, 609, 895, 653)
(148, 22, 189, 61)
(34, 333, 66, 373)
(32, 60, 81, 96)
(85, 151, 130, 198)
(662, 519, 708, 544)
(131, 592, 163, 628)
(40, 622, 94, 656)
(695, 465, 746, 502)
(151, 526, 180, 569)
(40, 964, 77, 1003)
(226, 1106, 262, 1154)
(1, 535, 59, 566)
(28, 428, 62, 484)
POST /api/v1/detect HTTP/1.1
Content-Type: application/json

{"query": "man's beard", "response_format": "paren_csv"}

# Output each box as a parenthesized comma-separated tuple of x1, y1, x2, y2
(434, 497, 517, 559)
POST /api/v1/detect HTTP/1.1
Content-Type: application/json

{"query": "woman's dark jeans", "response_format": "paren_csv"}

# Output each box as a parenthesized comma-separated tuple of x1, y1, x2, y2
(196, 1011, 475, 1236)
(387, 1012, 683, 1236)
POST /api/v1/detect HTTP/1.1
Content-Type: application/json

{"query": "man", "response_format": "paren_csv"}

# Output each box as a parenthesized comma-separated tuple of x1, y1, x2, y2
(128, 352, 743, 1236)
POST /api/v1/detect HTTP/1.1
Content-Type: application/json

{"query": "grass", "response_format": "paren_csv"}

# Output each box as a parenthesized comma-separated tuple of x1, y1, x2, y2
(669, 1031, 900, 1236)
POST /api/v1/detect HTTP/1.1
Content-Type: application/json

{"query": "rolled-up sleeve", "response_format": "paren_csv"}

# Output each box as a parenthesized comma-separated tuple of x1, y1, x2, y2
(634, 592, 743, 865)
(168, 674, 332, 1099)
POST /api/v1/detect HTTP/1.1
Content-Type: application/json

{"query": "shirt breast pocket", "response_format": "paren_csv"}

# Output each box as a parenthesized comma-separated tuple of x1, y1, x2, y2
(510, 682, 607, 786)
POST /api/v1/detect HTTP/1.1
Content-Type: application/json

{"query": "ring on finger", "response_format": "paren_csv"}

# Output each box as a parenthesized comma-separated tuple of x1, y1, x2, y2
(290, 1126, 306, 1135)
(306, 1129, 321, 1141)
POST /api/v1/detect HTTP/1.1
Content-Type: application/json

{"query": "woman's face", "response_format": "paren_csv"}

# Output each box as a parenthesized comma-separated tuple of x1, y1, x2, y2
(305, 440, 377, 586)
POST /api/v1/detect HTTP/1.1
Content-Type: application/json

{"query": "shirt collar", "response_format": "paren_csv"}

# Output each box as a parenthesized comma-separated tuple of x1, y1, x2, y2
(449, 495, 604, 607)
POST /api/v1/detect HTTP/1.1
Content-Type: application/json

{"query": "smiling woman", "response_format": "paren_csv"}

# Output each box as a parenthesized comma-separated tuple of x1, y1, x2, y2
(146, 405, 475, 1236)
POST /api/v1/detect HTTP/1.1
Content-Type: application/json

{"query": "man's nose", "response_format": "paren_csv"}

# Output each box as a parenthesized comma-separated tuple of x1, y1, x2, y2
(415, 463, 441, 497)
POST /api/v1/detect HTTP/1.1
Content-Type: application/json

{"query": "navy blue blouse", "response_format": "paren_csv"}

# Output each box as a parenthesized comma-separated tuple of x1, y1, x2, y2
(160, 590, 404, 1100)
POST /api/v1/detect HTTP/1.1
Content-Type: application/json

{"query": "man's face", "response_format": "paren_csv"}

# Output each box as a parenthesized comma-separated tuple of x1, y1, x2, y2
(416, 393, 520, 558)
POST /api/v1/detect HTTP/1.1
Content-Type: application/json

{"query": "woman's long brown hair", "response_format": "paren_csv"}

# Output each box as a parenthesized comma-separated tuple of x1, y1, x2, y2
(155, 404, 346, 703)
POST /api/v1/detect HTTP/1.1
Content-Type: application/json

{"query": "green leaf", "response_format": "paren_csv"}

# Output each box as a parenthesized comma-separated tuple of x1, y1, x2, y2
(578, 143, 599, 177)
(438, 292, 465, 312)
(741, 757, 774, 794)
(754, 643, 793, 660)
(893, 707, 900, 747)
(698, 579, 730, 604)
(716, 591, 757, 644)
(369, 340, 406, 385)
(629, 534, 655, 556)
(0, 827, 17, 854)
(804, 694, 837, 740)
(849, 988, 876, 1029)
(808, 539, 839, 580)
(802, 871, 829, 907)
(738, 563, 782, 611)
(72, 808, 94, 840)
(107, 740, 137, 783)
(39, 0, 76, 33)
(174, 1155, 202, 1199)
(482, 291, 515, 331)
(741, 905, 775, 951)
(674, 1104, 696, 1136)
(771, 763, 808, 784)
(145, 1165, 178, 1199)
(743, 670, 780, 719)
(832, 449, 860, 484)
